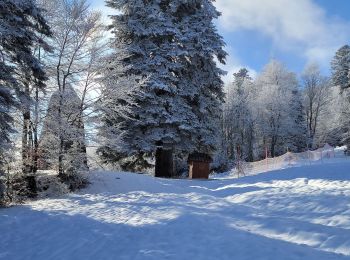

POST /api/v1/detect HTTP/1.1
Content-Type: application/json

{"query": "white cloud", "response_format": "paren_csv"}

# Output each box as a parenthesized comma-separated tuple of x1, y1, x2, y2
(214, 0, 350, 66)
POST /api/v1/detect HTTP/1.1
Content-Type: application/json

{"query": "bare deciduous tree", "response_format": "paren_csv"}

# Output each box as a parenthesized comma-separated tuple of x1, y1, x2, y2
(302, 63, 330, 148)
(38, 0, 107, 181)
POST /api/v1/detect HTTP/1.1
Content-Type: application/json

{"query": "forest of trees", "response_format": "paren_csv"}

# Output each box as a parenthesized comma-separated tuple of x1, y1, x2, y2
(220, 60, 350, 169)
(1, 0, 350, 206)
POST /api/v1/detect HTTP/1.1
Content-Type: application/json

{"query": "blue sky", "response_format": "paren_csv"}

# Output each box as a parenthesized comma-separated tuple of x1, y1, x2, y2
(90, 0, 350, 82)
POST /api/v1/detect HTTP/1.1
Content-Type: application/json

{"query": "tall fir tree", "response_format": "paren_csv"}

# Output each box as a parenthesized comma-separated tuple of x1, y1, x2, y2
(223, 68, 255, 161)
(98, 0, 226, 176)
(331, 45, 350, 90)
(331, 45, 350, 154)
(99, 0, 186, 174)
(174, 0, 227, 156)
(0, 0, 51, 202)
(289, 89, 307, 152)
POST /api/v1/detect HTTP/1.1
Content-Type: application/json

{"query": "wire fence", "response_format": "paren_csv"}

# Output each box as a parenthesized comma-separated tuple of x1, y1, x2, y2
(231, 144, 345, 177)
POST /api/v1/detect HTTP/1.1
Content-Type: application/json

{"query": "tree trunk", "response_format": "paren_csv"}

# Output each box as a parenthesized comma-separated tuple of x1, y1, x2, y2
(28, 122, 33, 170)
(247, 127, 254, 162)
(78, 117, 89, 170)
(33, 85, 39, 173)
(58, 80, 65, 178)
(81, 142, 89, 169)
(22, 80, 32, 175)
(155, 148, 173, 178)
(58, 138, 64, 177)
(33, 46, 41, 174)
(22, 110, 30, 174)
(22, 82, 37, 197)
(25, 175, 37, 198)
(271, 137, 276, 158)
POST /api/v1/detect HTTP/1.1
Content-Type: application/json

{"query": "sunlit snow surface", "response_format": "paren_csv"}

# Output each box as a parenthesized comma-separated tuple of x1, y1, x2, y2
(1, 158, 350, 259)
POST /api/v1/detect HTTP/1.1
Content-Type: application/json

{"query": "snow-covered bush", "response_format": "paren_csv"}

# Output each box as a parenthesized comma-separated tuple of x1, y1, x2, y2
(211, 145, 231, 173)
(174, 153, 188, 177)
(58, 169, 89, 192)
(0, 172, 35, 204)
(36, 175, 69, 197)
(0, 174, 6, 207)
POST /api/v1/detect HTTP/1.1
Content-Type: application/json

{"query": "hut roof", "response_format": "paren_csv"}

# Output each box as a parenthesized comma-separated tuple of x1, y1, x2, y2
(188, 152, 213, 163)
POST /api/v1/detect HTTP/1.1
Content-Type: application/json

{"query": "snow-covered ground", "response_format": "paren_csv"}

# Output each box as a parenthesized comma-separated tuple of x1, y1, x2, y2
(212, 145, 347, 179)
(1, 158, 350, 259)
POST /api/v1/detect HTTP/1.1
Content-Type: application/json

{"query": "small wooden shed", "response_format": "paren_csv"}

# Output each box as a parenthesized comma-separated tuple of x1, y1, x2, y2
(188, 153, 213, 179)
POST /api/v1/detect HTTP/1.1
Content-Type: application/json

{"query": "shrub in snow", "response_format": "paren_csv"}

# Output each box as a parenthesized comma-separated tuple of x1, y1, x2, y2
(174, 154, 189, 177)
(0, 174, 6, 207)
(59, 170, 89, 192)
(0, 172, 36, 204)
(36, 175, 70, 197)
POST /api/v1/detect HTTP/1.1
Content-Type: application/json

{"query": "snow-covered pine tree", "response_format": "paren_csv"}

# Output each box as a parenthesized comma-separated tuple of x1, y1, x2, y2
(288, 88, 307, 152)
(0, 0, 51, 175)
(0, 0, 17, 204)
(331, 45, 350, 90)
(223, 68, 255, 161)
(0, 70, 16, 158)
(99, 0, 186, 176)
(173, 0, 227, 157)
(339, 94, 350, 155)
(99, 0, 226, 176)
(0, 0, 51, 200)
(331, 45, 350, 154)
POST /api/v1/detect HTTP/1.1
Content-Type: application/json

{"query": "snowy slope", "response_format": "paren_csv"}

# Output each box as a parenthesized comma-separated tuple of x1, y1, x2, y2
(213, 145, 347, 178)
(1, 160, 350, 260)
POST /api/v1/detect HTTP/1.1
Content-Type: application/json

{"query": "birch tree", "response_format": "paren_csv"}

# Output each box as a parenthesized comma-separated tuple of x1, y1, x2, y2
(39, 0, 106, 182)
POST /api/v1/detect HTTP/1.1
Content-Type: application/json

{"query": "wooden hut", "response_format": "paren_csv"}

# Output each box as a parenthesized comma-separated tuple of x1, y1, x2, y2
(188, 153, 212, 179)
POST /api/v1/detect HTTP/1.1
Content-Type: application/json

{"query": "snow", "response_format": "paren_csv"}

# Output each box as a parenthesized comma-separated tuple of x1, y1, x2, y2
(212, 145, 347, 178)
(1, 158, 350, 259)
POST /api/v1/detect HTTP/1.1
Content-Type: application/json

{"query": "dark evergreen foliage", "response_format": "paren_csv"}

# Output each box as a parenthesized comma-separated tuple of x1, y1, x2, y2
(331, 45, 350, 154)
(0, 0, 51, 203)
(99, 0, 226, 173)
